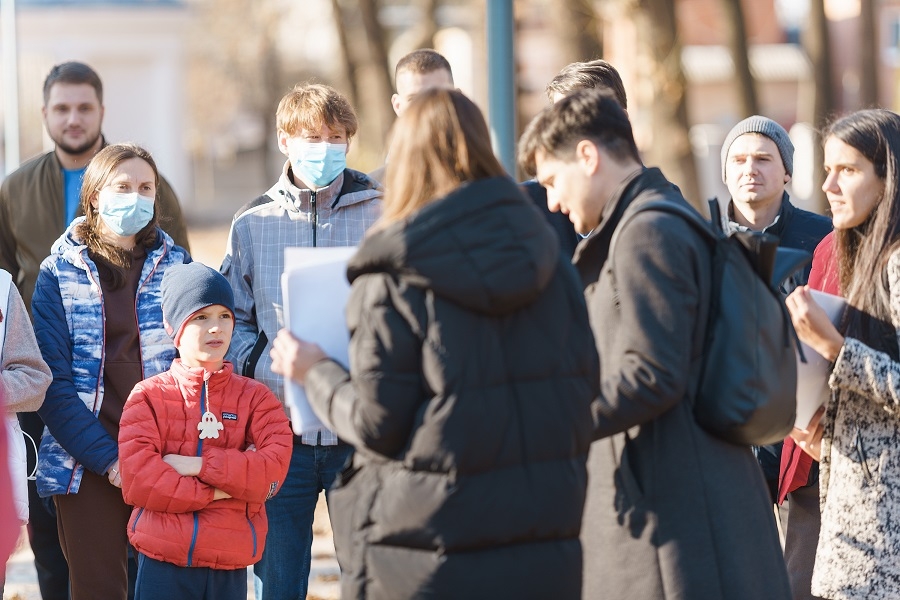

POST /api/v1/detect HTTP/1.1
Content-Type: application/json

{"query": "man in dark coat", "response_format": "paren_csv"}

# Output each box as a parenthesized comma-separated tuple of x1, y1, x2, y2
(518, 88, 792, 600)
(522, 59, 629, 258)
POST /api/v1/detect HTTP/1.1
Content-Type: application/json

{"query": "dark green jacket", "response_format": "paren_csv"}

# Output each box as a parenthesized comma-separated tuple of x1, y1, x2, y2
(0, 146, 190, 311)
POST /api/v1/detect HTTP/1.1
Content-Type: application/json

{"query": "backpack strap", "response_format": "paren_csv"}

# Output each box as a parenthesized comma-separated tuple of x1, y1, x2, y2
(606, 198, 721, 384)
(608, 199, 718, 263)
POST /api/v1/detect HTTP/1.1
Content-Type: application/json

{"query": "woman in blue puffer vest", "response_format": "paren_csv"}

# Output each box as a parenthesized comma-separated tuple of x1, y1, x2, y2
(32, 143, 190, 600)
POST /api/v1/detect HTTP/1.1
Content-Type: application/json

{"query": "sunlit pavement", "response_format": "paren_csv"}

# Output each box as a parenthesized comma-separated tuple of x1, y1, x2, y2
(3, 493, 340, 600)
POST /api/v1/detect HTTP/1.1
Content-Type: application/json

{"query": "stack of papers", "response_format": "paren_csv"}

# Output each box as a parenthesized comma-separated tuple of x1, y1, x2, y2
(794, 289, 847, 429)
(281, 246, 357, 436)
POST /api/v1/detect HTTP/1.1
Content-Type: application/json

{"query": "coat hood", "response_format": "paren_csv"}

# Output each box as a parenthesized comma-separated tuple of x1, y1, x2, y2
(347, 176, 560, 316)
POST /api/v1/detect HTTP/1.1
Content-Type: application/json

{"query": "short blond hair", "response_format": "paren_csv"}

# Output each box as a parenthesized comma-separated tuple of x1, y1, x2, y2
(276, 83, 358, 139)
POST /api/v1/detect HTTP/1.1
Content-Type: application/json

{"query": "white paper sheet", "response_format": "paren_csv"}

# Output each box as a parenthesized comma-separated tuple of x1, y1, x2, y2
(282, 246, 357, 435)
(794, 289, 847, 429)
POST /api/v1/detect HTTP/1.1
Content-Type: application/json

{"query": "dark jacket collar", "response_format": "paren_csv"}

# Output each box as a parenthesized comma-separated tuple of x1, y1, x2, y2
(573, 167, 674, 287)
(725, 191, 794, 238)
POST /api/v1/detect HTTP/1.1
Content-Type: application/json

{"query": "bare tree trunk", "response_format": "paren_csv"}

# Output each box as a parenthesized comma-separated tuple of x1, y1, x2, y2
(722, 0, 758, 117)
(358, 0, 396, 140)
(409, 0, 440, 51)
(805, 0, 835, 128)
(636, 0, 702, 209)
(859, 0, 879, 108)
(552, 0, 603, 64)
(331, 0, 361, 109)
(803, 0, 834, 213)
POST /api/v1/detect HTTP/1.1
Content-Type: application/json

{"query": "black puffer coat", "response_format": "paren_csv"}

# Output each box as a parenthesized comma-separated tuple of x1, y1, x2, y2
(305, 176, 598, 600)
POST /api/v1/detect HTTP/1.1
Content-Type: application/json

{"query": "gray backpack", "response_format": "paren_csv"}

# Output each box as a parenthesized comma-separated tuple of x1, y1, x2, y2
(609, 199, 809, 446)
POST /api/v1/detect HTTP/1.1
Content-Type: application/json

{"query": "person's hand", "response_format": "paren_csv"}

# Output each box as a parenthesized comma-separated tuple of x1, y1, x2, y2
(270, 329, 328, 384)
(163, 454, 203, 477)
(786, 286, 845, 362)
(213, 488, 232, 501)
(107, 460, 122, 488)
(790, 405, 826, 461)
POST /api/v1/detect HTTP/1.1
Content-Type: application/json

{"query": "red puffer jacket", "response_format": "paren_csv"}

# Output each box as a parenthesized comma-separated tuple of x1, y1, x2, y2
(119, 359, 292, 569)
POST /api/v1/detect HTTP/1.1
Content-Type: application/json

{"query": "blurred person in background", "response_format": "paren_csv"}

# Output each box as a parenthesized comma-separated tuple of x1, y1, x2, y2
(522, 59, 629, 258)
(0, 61, 189, 599)
(369, 48, 455, 183)
(0, 266, 52, 595)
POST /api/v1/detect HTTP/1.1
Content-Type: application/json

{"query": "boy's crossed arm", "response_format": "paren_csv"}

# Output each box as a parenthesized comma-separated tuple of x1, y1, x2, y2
(120, 390, 222, 512)
(193, 393, 292, 504)
(162, 455, 231, 500)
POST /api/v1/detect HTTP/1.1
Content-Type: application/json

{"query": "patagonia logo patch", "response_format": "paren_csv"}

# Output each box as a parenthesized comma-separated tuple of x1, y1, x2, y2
(267, 481, 279, 500)
(222, 412, 238, 421)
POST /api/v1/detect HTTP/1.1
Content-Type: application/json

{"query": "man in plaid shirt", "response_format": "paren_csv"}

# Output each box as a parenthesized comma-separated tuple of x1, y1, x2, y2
(221, 82, 382, 600)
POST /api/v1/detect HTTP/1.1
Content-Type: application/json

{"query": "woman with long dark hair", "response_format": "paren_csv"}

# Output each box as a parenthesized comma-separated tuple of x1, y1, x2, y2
(32, 143, 190, 599)
(788, 108, 900, 599)
(269, 88, 598, 599)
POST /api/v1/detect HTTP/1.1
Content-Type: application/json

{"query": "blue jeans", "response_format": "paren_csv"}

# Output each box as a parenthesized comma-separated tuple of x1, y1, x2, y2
(253, 440, 352, 600)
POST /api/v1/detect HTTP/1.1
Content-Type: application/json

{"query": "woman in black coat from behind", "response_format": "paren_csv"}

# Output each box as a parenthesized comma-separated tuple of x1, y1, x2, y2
(270, 88, 598, 600)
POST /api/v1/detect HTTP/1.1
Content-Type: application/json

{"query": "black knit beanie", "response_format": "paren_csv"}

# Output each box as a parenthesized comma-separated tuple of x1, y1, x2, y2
(161, 262, 235, 345)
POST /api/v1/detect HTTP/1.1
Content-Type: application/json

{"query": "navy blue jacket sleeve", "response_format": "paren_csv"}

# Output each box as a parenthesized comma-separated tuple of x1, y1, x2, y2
(33, 266, 119, 475)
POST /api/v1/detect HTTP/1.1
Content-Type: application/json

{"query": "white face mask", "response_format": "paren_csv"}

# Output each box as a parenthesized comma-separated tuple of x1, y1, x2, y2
(97, 190, 155, 236)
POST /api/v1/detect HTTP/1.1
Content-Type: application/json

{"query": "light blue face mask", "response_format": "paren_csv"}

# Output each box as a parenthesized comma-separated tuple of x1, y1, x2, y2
(97, 190, 155, 236)
(289, 141, 347, 188)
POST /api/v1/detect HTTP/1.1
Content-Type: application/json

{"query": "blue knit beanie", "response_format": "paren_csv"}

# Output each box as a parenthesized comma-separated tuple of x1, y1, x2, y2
(161, 262, 235, 345)
(721, 115, 794, 181)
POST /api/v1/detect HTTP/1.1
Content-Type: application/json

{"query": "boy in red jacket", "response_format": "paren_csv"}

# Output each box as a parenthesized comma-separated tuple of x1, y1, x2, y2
(118, 263, 292, 600)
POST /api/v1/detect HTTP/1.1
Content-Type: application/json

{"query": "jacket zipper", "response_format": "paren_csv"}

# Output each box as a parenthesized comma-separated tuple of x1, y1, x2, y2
(131, 507, 144, 533)
(186, 380, 208, 567)
(247, 508, 258, 557)
(310, 190, 318, 247)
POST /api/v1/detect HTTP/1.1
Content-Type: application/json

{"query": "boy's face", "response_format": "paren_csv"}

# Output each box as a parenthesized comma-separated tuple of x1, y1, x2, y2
(177, 305, 234, 371)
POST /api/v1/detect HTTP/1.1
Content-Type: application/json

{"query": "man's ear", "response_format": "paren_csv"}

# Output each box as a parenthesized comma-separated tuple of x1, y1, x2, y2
(785, 173, 792, 184)
(391, 94, 402, 116)
(276, 130, 291, 157)
(576, 140, 600, 175)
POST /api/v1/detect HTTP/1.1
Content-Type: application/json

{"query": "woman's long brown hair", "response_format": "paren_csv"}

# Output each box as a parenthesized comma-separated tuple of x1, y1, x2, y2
(826, 109, 900, 359)
(381, 88, 506, 223)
